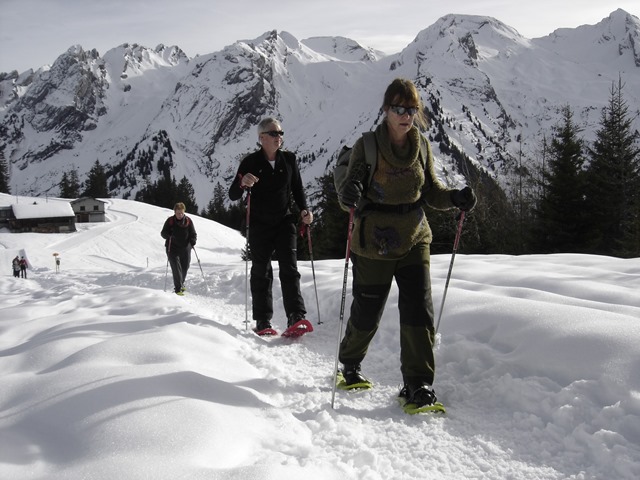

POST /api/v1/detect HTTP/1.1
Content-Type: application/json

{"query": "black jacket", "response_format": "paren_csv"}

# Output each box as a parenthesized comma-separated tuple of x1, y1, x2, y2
(161, 215, 197, 252)
(229, 149, 308, 225)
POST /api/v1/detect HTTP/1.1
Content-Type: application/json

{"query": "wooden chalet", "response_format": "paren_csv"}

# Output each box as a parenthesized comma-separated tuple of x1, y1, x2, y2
(71, 197, 107, 223)
(8, 202, 76, 233)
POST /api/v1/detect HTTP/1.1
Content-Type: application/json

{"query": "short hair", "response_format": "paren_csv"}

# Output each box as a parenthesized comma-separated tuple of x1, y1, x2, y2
(257, 117, 281, 135)
(174, 202, 186, 211)
(382, 78, 428, 130)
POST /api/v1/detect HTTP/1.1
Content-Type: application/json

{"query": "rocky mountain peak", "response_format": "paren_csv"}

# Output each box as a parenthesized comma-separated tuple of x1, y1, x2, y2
(0, 10, 638, 206)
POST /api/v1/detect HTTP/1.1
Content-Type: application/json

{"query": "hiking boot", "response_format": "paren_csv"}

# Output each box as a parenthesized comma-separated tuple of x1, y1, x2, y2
(256, 320, 272, 332)
(341, 364, 369, 386)
(400, 383, 437, 407)
(287, 312, 306, 328)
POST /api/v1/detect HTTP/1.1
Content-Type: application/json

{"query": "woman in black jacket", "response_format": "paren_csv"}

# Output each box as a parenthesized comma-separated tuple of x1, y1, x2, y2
(161, 202, 197, 295)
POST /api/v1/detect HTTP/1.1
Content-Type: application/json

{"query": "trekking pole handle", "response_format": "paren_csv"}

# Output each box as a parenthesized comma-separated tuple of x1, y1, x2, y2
(453, 210, 465, 251)
(245, 188, 251, 227)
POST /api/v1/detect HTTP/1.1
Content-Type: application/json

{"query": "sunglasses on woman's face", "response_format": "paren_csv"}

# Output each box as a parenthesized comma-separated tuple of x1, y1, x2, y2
(262, 130, 284, 137)
(389, 105, 419, 116)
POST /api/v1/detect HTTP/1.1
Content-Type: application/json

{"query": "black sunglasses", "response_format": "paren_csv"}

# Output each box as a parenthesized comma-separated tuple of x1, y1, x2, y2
(389, 105, 419, 116)
(263, 130, 284, 137)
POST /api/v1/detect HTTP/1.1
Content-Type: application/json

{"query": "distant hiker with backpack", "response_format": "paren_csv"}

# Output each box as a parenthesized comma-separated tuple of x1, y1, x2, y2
(19, 256, 28, 278)
(335, 78, 477, 408)
(229, 117, 314, 336)
(12, 256, 20, 278)
(161, 202, 197, 295)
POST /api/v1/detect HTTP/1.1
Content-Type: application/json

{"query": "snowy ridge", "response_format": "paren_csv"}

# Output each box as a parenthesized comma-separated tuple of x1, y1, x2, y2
(1, 193, 639, 479)
(301, 36, 386, 62)
(538, 8, 640, 66)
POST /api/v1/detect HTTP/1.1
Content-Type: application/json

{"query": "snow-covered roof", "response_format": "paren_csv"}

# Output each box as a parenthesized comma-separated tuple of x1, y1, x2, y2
(12, 202, 75, 219)
(70, 197, 107, 204)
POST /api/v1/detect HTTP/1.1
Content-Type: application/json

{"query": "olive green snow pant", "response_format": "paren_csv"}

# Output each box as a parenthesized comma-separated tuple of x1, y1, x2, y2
(338, 242, 436, 386)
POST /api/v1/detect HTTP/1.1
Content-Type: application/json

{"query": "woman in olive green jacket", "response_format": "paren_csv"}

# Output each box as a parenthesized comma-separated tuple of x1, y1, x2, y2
(337, 78, 476, 407)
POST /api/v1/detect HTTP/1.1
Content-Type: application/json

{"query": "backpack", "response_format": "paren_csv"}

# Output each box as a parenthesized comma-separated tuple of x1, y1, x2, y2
(333, 131, 431, 196)
(333, 132, 377, 194)
(167, 215, 191, 227)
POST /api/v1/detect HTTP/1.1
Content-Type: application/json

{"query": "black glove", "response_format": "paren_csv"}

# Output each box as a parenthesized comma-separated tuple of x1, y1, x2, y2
(340, 180, 363, 208)
(451, 186, 477, 212)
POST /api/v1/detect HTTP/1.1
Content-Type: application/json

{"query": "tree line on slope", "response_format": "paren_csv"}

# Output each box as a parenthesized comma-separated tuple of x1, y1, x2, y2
(504, 77, 640, 258)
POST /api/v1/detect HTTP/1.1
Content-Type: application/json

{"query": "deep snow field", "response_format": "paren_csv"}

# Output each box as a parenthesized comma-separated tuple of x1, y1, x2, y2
(1, 194, 639, 480)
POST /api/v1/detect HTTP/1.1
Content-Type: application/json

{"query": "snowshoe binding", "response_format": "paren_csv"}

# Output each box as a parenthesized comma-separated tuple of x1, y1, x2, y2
(282, 313, 313, 338)
(398, 384, 445, 414)
(281, 319, 313, 338)
(254, 321, 277, 337)
(336, 364, 373, 390)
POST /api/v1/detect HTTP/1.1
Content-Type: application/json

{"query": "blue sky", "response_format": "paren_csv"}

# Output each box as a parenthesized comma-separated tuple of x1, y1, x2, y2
(1, 0, 638, 73)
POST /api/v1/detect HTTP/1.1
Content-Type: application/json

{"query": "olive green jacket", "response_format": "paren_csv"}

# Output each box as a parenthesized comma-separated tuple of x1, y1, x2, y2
(341, 122, 455, 259)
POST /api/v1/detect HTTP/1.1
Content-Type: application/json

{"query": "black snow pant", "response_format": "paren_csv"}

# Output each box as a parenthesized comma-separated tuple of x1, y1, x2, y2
(338, 242, 436, 387)
(168, 247, 191, 293)
(248, 215, 306, 323)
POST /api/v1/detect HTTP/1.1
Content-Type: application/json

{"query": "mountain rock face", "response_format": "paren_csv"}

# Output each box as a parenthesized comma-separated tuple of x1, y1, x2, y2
(0, 10, 639, 207)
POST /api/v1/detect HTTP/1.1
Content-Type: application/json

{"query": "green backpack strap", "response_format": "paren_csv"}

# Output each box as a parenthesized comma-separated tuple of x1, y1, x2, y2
(417, 133, 428, 168)
(362, 131, 377, 189)
(418, 134, 434, 189)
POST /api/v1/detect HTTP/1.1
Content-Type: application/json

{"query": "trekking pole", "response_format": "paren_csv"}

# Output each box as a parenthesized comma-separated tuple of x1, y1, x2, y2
(435, 210, 465, 335)
(331, 207, 355, 409)
(192, 246, 209, 292)
(244, 189, 251, 331)
(163, 237, 172, 292)
(305, 224, 322, 325)
(164, 258, 169, 291)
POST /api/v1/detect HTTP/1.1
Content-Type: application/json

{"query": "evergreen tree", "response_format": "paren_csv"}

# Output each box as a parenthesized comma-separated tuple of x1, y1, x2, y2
(155, 174, 178, 208)
(585, 78, 640, 257)
(59, 168, 80, 198)
(134, 174, 199, 214)
(226, 201, 245, 232)
(59, 172, 70, 197)
(176, 176, 198, 214)
(83, 160, 109, 198)
(0, 150, 10, 193)
(502, 136, 545, 254)
(136, 177, 169, 209)
(532, 106, 588, 252)
(136, 174, 176, 210)
(304, 172, 349, 259)
(203, 182, 229, 224)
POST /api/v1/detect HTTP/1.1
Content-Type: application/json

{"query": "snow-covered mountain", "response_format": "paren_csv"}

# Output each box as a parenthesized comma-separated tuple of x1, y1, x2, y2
(1, 9, 639, 207)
